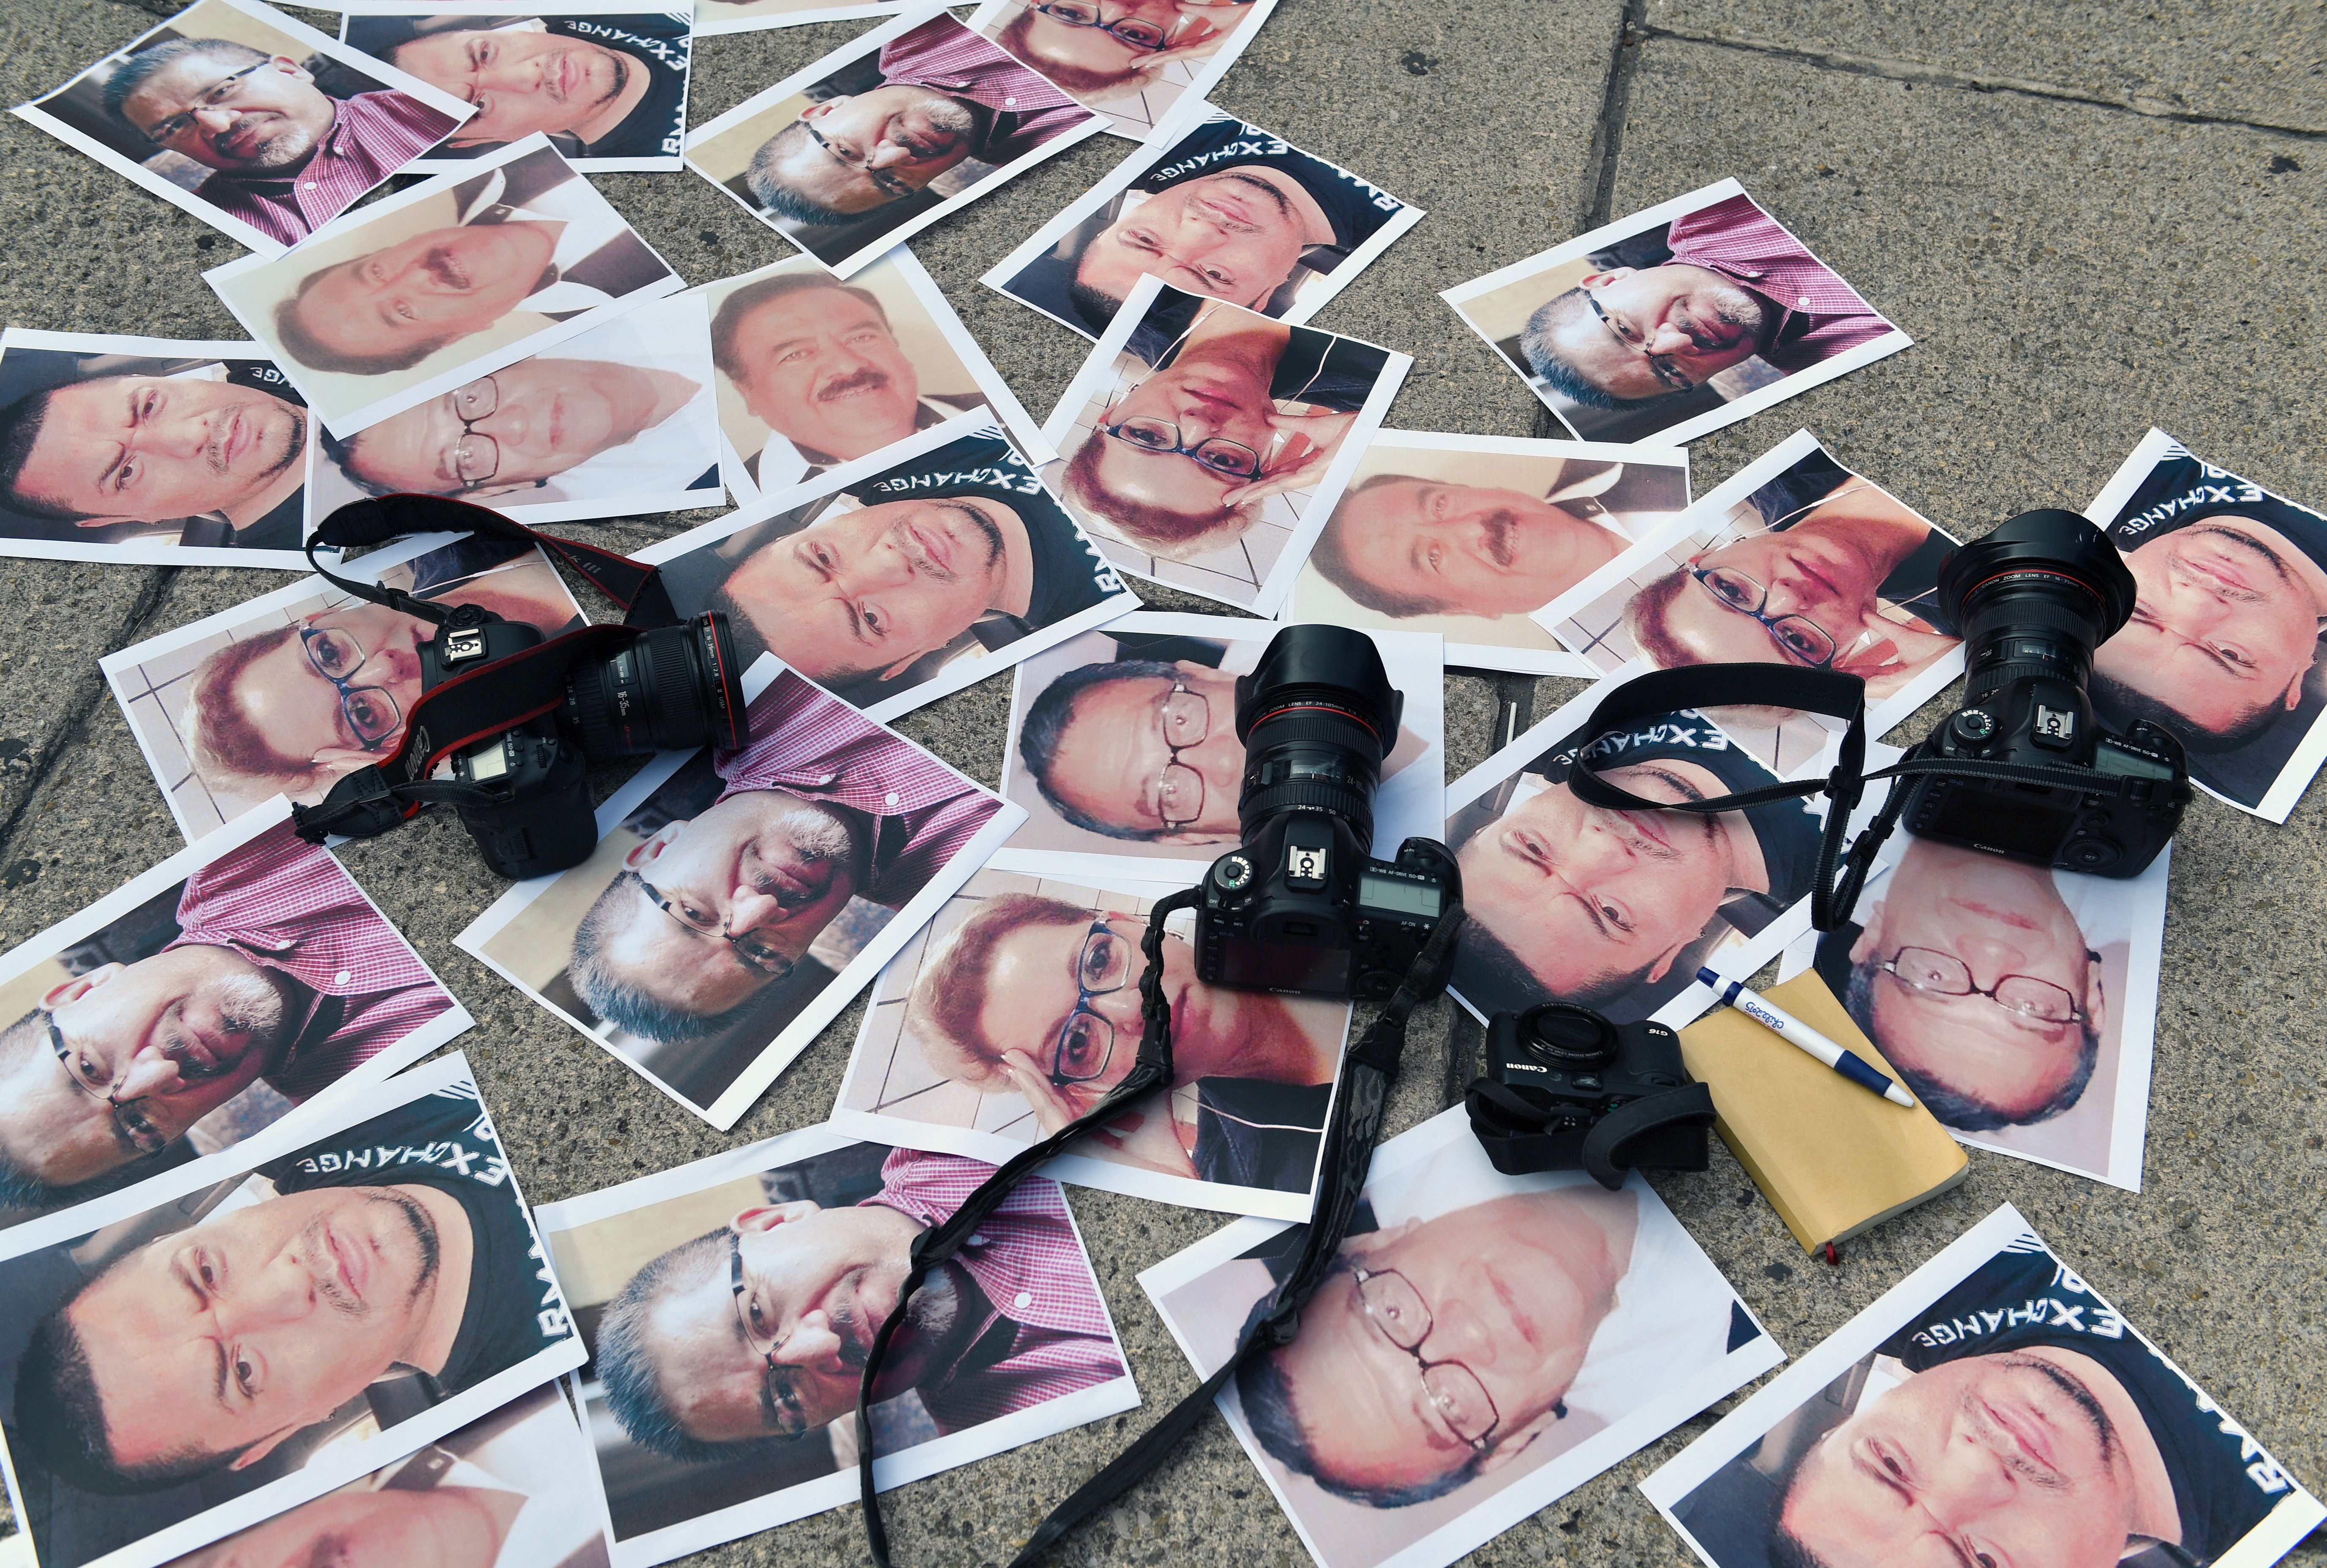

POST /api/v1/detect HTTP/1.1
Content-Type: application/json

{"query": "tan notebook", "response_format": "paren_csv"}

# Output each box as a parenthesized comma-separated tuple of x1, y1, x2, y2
(1678, 970, 1968, 1255)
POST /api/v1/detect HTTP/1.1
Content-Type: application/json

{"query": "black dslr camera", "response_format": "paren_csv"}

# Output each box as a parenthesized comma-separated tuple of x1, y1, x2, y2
(1193, 625, 1459, 1001)
(414, 606, 745, 880)
(1897, 508, 2190, 876)
(1466, 1004, 1715, 1189)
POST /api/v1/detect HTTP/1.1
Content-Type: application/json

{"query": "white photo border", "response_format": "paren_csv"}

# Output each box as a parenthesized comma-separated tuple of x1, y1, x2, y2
(963, 0, 1282, 142)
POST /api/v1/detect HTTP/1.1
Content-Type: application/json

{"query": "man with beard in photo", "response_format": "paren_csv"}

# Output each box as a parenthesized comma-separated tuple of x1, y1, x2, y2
(377, 17, 683, 160)
(0, 366, 308, 549)
(9, 1084, 564, 1496)
(1813, 837, 2106, 1133)
(907, 890, 1346, 1189)
(592, 1146, 1124, 1459)
(565, 672, 1002, 1045)
(0, 826, 455, 1219)
(1450, 711, 1821, 1018)
(1518, 191, 1891, 415)
(991, 0, 1248, 101)
(743, 16, 1087, 228)
(709, 272, 986, 488)
(103, 38, 459, 248)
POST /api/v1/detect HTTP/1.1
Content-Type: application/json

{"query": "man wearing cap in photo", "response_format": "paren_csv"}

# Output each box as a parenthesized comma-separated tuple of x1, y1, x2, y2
(1308, 458, 1635, 622)
(708, 272, 988, 490)
(1448, 710, 1823, 1020)
(103, 38, 461, 248)
(1519, 191, 1892, 414)
(743, 14, 1088, 228)
(2092, 446, 2327, 805)
(274, 148, 672, 377)
(371, 14, 689, 161)
(659, 428, 1121, 705)
(591, 1146, 1123, 1460)
(1060, 111, 1409, 333)
(1686, 1236, 2299, 1568)
(0, 824, 456, 1217)
(564, 671, 1002, 1047)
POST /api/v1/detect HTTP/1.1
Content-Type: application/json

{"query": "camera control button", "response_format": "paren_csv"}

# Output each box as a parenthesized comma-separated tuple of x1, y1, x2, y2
(1213, 855, 1253, 892)
(1573, 1075, 1603, 1091)
(1951, 709, 1997, 743)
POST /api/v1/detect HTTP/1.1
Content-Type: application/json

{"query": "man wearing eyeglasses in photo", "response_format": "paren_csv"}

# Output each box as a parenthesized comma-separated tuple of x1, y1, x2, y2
(992, 0, 1252, 101)
(0, 824, 456, 1220)
(741, 14, 1089, 229)
(1812, 837, 2109, 1132)
(902, 890, 1344, 1190)
(179, 543, 580, 808)
(1622, 456, 1960, 700)
(592, 1145, 1124, 1461)
(101, 38, 461, 249)
(1516, 191, 1893, 416)
(565, 671, 1003, 1046)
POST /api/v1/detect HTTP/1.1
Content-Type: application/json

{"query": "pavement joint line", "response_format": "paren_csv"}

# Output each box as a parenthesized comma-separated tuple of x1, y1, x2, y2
(0, 566, 178, 868)
(1633, 21, 2327, 141)
(1583, 0, 1654, 231)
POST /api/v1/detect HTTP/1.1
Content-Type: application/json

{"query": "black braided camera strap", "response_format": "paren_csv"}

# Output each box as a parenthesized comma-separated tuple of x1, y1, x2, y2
(855, 890, 1466, 1568)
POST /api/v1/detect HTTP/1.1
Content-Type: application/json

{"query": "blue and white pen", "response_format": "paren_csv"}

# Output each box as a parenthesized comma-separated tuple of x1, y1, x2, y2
(1697, 968, 1916, 1108)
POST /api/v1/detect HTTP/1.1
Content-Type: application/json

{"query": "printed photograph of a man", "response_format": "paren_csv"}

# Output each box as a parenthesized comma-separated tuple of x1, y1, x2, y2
(643, 421, 1133, 719)
(837, 868, 1352, 1217)
(704, 253, 1034, 500)
(991, 613, 1442, 879)
(1145, 1112, 1778, 1568)
(685, 10, 1103, 276)
(534, 1132, 1133, 1554)
(1048, 280, 1406, 611)
(1287, 430, 1689, 670)
(0, 814, 467, 1232)
(162, 1383, 612, 1568)
(13, 0, 469, 254)
(1799, 835, 2165, 1189)
(0, 1057, 578, 1568)
(341, 7, 691, 168)
(1445, 177, 1908, 446)
(458, 667, 1009, 1125)
(1651, 1213, 2320, 1568)
(206, 136, 681, 434)
(105, 532, 583, 844)
(1446, 705, 1823, 1025)
(309, 293, 719, 526)
(2087, 432, 2327, 822)
(970, 0, 1274, 140)
(989, 103, 1420, 339)
(0, 331, 313, 567)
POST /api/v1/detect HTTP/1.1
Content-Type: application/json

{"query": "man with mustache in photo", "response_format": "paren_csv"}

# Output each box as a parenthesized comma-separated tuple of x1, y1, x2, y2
(0, 365, 308, 549)
(1450, 712, 1821, 1019)
(275, 150, 672, 376)
(1520, 191, 1891, 415)
(907, 890, 1346, 1189)
(103, 38, 460, 248)
(1812, 837, 2106, 1134)
(377, 16, 684, 160)
(744, 16, 1087, 228)
(9, 1083, 566, 1496)
(566, 672, 1002, 1045)
(709, 272, 986, 489)
(1763, 1241, 2297, 1568)
(0, 825, 455, 1220)
(992, 0, 1248, 101)
(593, 1146, 1123, 1460)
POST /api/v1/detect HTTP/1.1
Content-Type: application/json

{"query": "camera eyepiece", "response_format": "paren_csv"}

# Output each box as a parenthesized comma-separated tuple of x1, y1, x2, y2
(1937, 508, 2136, 704)
(1233, 624, 1403, 846)
(562, 613, 747, 765)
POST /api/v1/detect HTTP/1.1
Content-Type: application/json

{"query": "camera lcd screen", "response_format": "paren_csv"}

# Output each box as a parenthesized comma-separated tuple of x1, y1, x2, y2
(1923, 785, 2075, 860)
(1216, 933, 1352, 994)
(1358, 873, 1441, 918)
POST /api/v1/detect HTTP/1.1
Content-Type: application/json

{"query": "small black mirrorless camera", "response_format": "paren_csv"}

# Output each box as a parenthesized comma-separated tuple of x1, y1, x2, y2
(1191, 625, 1459, 1001)
(1898, 508, 2190, 876)
(1467, 1003, 1715, 1188)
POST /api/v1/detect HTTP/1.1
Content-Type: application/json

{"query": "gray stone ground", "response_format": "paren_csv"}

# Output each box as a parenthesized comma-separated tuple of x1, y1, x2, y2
(1, 0, 2324, 1564)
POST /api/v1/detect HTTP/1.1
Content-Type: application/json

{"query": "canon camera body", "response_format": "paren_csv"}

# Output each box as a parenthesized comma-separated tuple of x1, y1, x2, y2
(1467, 1003, 1714, 1187)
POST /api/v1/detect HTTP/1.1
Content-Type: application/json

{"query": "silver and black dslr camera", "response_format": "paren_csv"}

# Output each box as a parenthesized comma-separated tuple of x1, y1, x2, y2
(1467, 1003, 1715, 1188)
(1193, 625, 1459, 1002)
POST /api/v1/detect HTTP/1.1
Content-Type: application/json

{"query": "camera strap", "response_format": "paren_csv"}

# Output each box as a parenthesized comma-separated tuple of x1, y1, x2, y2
(854, 891, 1467, 1568)
(1561, 663, 2169, 930)
(287, 496, 687, 846)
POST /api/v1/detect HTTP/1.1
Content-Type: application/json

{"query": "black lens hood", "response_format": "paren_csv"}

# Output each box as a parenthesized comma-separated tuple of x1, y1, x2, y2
(1232, 624, 1402, 747)
(1937, 507, 2137, 637)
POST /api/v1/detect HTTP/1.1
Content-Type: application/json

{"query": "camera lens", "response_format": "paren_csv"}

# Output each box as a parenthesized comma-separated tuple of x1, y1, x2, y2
(1937, 508, 2136, 706)
(1233, 625, 1403, 848)
(563, 612, 747, 764)
(1519, 1004, 1619, 1067)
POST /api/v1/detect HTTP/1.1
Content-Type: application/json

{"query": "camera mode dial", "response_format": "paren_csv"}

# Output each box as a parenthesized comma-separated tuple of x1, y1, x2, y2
(1212, 855, 1254, 893)
(1950, 708, 1997, 744)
